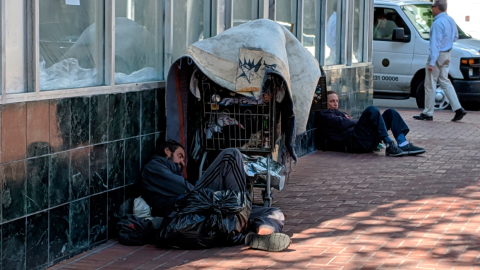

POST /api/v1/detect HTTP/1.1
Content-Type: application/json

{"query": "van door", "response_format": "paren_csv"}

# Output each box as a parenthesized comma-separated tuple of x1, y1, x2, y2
(373, 6, 415, 95)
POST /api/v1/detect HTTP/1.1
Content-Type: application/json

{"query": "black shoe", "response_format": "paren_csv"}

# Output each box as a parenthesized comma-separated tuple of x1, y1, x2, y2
(451, 108, 467, 122)
(385, 143, 405, 157)
(413, 113, 433, 121)
(399, 143, 425, 155)
(245, 233, 291, 252)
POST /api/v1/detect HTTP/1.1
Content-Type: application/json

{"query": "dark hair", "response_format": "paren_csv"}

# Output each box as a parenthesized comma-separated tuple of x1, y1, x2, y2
(327, 90, 337, 96)
(155, 140, 185, 158)
(433, 0, 447, 12)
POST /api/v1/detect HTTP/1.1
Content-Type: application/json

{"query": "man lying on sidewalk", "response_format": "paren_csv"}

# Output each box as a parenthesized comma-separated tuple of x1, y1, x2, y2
(318, 91, 425, 157)
(140, 140, 291, 252)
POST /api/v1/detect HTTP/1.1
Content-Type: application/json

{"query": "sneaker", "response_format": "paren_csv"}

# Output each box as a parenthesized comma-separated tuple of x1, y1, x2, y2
(385, 143, 405, 157)
(399, 143, 426, 155)
(374, 143, 386, 152)
(413, 113, 433, 121)
(245, 233, 291, 252)
(451, 108, 467, 122)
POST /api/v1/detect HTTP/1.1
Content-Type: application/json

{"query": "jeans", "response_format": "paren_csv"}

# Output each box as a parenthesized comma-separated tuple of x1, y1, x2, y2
(345, 106, 409, 153)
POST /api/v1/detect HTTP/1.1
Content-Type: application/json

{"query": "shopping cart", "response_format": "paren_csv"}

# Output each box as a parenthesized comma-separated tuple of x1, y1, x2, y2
(197, 73, 280, 207)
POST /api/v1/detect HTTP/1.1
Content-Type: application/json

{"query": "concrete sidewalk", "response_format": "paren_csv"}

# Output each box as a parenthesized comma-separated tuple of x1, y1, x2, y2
(49, 108, 480, 270)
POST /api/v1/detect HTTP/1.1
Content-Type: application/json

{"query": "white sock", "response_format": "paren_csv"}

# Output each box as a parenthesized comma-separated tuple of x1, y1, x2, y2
(398, 141, 409, 147)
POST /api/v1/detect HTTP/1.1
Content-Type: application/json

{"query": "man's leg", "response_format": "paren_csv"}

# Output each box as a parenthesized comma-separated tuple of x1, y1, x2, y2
(347, 106, 404, 156)
(245, 206, 290, 252)
(437, 52, 466, 122)
(248, 206, 285, 234)
(423, 58, 440, 117)
(196, 148, 290, 251)
(347, 106, 388, 151)
(382, 109, 425, 155)
(195, 148, 246, 192)
(382, 109, 409, 139)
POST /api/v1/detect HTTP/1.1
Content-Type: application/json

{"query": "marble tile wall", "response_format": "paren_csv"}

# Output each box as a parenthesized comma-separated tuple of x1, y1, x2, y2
(0, 64, 371, 269)
(0, 88, 165, 270)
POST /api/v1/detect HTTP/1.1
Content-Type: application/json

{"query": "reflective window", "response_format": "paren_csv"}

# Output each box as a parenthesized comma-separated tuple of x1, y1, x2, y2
(171, 0, 205, 63)
(325, 0, 342, 65)
(0, 2, 2, 94)
(303, 0, 317, 56)
(275, 0, 295, 32)
(374, 8, 410, 41)
(233, 0, 253, 27)
(39, 0, 105, 91)
(115, 0, 163, 84)
(352, 0, 364, 63)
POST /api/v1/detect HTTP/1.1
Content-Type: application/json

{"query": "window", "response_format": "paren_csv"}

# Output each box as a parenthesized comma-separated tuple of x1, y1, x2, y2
(232, 0, 259, 27)
(325, 0, 342, 65)
(373, 8, 410, 41)
(233, 0, 254, 27)
(171, 0, 205, 63)
(303, 0, 318, 57)
(115, 0, 163, 84)
(0, 1, 2, 94)
(352, 0, 364, 63)
(401, 4, 471, 40)
(275, 0, 295, 33)
(39, 0, 105, 91)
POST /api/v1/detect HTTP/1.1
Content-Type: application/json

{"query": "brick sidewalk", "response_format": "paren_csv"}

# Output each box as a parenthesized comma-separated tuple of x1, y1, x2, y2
(49, 108, 480, 270)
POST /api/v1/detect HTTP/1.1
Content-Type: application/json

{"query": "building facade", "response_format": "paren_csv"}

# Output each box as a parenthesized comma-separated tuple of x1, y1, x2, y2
(0, 0, 373, 269)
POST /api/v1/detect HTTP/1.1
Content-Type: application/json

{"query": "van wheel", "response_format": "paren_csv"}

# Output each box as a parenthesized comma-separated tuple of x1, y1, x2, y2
(415, 82, 425, 108)
(415, 80, 451, 110)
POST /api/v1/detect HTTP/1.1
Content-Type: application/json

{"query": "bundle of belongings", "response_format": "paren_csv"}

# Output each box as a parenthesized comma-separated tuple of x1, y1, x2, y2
(117, 19, 321, 251)
(166, 19, 321, 163)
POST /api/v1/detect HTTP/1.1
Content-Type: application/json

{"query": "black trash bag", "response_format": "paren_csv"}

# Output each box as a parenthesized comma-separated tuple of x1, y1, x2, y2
(116, 214, 164, 246)
(158, 188, 252, 249)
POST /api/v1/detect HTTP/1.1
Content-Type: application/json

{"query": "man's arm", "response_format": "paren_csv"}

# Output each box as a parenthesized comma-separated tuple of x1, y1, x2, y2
(320, 110, 357, 130)
(429, 22, 442, 67)
(141, 160, 194, 197)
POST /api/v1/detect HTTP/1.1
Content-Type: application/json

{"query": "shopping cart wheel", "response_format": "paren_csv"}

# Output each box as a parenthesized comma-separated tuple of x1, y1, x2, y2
(263, 198, 272, 207)
(261, 189, 272, 207)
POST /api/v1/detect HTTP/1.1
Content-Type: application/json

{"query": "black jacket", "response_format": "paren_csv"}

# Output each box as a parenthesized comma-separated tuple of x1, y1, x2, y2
(318, 109, 357, 149)
(140, 155, 194, 217)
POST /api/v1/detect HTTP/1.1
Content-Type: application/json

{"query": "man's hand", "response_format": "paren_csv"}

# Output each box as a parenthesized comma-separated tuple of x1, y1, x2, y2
(428, 65, 434, 72)
(345, 113, 353, 120)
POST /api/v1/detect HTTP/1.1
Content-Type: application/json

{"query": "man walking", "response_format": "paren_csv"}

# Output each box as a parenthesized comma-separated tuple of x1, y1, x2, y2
(413, 0, 467, 122)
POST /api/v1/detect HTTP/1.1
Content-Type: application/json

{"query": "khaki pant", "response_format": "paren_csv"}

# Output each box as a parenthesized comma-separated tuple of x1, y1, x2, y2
(423, 51, 461, 116)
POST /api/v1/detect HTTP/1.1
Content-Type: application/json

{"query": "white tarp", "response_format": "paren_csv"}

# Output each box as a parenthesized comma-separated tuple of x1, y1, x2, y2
(166, 19, 321, 160)
(183, 19, 321, 135)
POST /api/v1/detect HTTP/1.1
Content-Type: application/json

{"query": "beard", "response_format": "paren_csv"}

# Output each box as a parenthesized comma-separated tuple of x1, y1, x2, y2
(167, 154, 183, 170)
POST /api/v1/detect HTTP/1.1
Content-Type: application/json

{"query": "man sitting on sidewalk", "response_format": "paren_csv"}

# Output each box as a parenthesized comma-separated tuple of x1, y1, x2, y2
(140, 140, 291, 252)
(318, 91, 425, 157)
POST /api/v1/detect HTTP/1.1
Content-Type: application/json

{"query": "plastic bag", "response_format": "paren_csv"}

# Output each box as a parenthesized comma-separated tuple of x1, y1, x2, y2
(133, 196, 153, 220)
(158, 188, 252, 249)
(242, 154, 286, 191)
(116, 214, 163, 246)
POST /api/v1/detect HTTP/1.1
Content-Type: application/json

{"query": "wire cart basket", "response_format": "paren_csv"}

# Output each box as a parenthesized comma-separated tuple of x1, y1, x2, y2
(198, 74, 279, 207)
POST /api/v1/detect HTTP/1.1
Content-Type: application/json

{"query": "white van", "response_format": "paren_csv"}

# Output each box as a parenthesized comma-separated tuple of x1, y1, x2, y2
(373, 0, 480, 109)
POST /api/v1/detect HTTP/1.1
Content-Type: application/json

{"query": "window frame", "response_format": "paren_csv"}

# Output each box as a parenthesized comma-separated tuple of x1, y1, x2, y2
(1, 0, 165, 105)
(0, 0, 4, 97)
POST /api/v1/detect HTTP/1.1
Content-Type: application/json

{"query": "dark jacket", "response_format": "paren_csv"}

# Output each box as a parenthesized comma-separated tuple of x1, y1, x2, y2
(140, 155, 194, 217)
(318, 109, 357, 150)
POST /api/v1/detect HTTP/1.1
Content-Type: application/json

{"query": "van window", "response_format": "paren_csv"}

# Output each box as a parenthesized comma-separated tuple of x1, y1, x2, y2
(373, 8, 410, 41)
(401, 4, 472, 40)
